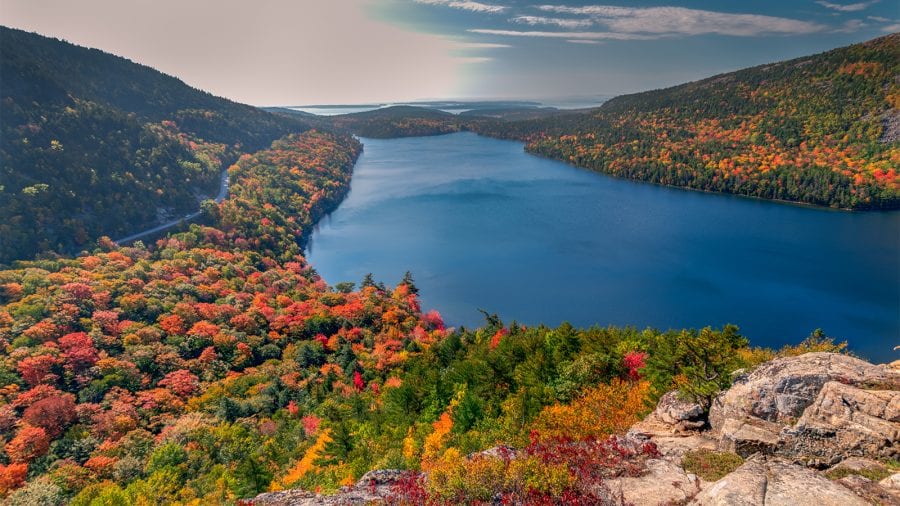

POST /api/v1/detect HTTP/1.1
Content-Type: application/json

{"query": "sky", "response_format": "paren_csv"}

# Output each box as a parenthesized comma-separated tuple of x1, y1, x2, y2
(1, 0, 897, 106)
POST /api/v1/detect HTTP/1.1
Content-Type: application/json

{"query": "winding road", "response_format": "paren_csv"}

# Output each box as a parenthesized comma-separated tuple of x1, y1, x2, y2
(113, 168, 229, 245)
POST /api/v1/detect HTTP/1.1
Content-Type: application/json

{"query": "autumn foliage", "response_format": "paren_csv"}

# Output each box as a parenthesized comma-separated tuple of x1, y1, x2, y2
(0, 129, 779, 503)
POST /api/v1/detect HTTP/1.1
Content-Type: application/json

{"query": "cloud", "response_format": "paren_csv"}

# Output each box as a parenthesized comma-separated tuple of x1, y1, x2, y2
(453, 42, 512, 48)
(566, 39, 600, 44)
(467, 28, 653, 40)
(835, 19, 867, 32)
(455, 56, 494, 63)
(512, 15, 594, 29)
(414, 0, 507, 13)
(883, 23, 900, 32)
(815, 1, 879, 12)
(534, 5, 826, 36)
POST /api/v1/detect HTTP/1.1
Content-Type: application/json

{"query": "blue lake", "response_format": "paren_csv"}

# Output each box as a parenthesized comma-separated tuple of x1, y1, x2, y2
(306, 132, 900, 362)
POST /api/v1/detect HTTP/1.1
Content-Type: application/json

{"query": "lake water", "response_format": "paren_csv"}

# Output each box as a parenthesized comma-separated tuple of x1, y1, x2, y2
(306, 132, 900, 362)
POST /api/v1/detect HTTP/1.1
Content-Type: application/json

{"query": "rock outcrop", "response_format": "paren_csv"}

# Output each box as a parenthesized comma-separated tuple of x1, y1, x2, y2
(782, 380, 900, 465)
(632, 352, 899, 504)
(604, 458, 702, 505)
(693, 456, 871, 506)
(250, 470, 406, 505)
(708, 352, 899, 461)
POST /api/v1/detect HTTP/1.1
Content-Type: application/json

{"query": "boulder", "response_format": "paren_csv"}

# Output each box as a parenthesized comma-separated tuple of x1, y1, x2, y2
(629, 390, 719, 459)
(631, 391, 706, 436)
(710, 353, 896, 430)
(780, 381, 900, 465)
(708, 352, 899, 459)
(692, 457, 869, 505)
(714, 417, 782, 457)
(250, 469, 408, 505)
(882, 472, 900, 491)
(836, 475, 900, 505)
(604, 458, 702, 505)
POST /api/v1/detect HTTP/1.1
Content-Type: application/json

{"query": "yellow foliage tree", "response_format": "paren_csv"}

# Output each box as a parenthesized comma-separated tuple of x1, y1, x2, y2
(271, 429, 332, 490)
(531, 379, 650, 441)
(421, 411, 453, 469)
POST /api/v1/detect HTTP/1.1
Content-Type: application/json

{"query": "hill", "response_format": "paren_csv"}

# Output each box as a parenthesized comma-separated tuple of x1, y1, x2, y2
(474, 34, 900, 209)
(328, 106, 461, 138)
(0, 27, 309, 264)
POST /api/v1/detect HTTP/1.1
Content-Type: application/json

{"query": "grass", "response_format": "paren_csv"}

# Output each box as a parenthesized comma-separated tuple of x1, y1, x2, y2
(825, 466, 892, 482)
(681, 449, 744, 482)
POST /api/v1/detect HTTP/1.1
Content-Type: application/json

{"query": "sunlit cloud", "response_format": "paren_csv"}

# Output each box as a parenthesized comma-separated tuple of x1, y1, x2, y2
(455, 56, 494, 63)
(454, 42, 512, 48)
(883, 23, 900, 32)
(414, 0, 508, 13)
(566, 39, 600, 44)
(815, 0, 880, 12)
(534, 5, 826, 36)
(512, 15, 594, 29)
(467, 28, 654, 40)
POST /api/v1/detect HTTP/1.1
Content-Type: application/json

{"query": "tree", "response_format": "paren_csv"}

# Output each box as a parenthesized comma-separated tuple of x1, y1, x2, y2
(22, 393, 77, 438)
(400, 271, 419, 294)
(6, 425, 50, 463)
(17, 354, 60, 386)
(0, 463, 27, 496)
(158, 369, 200, 397)
(644, 325, 748, 408)
(59, 332, 99, 375)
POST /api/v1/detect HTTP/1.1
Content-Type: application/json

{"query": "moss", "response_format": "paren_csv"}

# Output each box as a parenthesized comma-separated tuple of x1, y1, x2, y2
(824, 466, 892, 482)
(681, 449, 744, 482)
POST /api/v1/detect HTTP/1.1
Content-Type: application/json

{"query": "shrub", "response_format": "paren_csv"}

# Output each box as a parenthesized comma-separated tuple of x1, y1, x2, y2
(777, 329, 848, 357)
(531, 379, 650, 441)
(681, 449, 743, 481)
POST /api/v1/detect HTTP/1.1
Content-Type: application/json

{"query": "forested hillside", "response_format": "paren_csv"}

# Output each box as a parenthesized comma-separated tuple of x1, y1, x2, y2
(0, 127, 845, 504)
(0, 27, 309, 264)
(470, 34, 900, 209)
(327, 106, 461, 138)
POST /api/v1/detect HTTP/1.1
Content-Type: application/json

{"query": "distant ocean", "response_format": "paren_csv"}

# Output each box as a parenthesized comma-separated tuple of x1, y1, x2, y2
(287, 98, 610, 116)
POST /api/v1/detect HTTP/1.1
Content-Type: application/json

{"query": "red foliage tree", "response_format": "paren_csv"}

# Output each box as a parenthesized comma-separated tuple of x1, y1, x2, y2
(17, 354, 60, 386)
(353, 370, 365, 391)
(622, 351, 648, 381)
(59, 332, 99, 374)
(22, 393, 77, 437)
(490, 328, 508, 350)
(158, 369, 200, 397)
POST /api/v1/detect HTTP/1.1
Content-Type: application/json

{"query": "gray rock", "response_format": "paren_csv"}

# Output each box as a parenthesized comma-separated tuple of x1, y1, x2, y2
(692, 457, 869, 506)
(250, 469, 409, 505)
(708, 353, 899, 460)
(631, 391, 706, 436)
(882, 472, 900, 490)
(779, 381, 900, 465)
(605, 458, 702, 505)
(710, 353, 895, 431)
(836, 474, 900, 505)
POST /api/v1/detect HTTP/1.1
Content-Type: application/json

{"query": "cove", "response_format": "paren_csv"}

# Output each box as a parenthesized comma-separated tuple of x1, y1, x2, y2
(306, 132, 899, 362)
